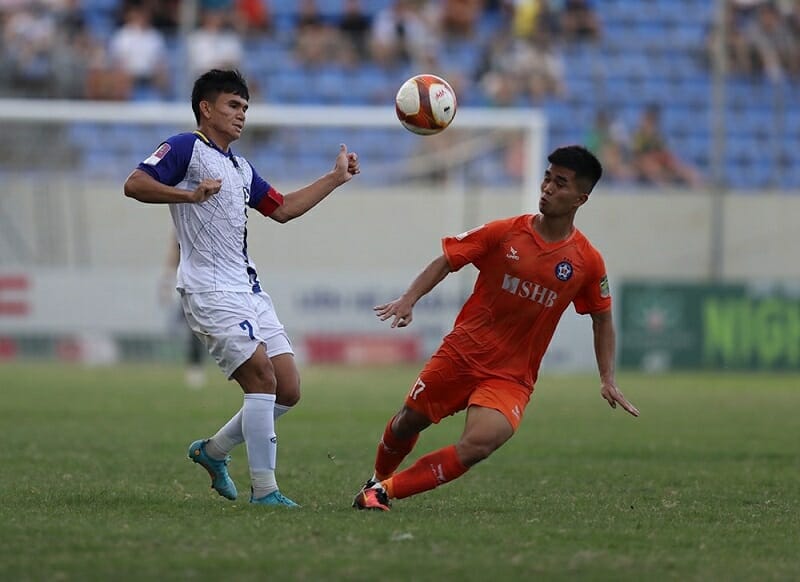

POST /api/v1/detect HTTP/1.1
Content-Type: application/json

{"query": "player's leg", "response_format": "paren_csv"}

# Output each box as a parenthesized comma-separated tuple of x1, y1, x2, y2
(373, 351, 466, 479)
(354, 350, 470, 511)
(231, 345, 297, 506)
(188, 347, 276, 504)
(182, 292, 240, 499)
(454, 405, 515, 466)
(453, 379, 529, 468)
(183, 291, 295, 505)
(197, 336, 299, 492)
(374, 405, 430, 481)
(352, 405, 429, 511)
(257, 292, 300, 420)
(271, 353, 300, 419)
(358, 379, 529, 510)
(378, 406, 513, 504)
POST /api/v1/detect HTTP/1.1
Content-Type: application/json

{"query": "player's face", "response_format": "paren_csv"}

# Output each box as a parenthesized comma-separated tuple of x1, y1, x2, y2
(539, 164, 588, 217)
(204, 92, 248, 143)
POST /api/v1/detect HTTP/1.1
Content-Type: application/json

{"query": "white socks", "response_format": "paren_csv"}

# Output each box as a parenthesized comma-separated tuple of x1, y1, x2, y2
(242, 393, 278, 498)
(203, 396, 295, 499)
(205, 402, 294, 460)
(205, 409, 244, 459)
(274, 403, 292, 420)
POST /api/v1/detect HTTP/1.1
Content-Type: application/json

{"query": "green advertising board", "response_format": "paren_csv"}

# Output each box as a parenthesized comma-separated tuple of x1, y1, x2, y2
(619, 282, 800, 371)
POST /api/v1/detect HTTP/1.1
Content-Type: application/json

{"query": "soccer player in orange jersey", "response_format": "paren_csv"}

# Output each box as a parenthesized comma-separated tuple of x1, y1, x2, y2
(353, 145, 639, 511)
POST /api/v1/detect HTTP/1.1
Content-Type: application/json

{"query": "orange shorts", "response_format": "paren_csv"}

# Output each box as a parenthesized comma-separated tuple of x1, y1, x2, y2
(404, 350, 533, 431)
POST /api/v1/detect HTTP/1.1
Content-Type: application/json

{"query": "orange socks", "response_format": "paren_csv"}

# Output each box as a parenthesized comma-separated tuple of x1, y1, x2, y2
(374, 415, 419, 481)
(383, 445, 468, 500)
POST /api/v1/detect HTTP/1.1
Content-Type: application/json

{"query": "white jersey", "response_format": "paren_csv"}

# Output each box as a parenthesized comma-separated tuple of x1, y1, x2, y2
(138, 131, 283, 293)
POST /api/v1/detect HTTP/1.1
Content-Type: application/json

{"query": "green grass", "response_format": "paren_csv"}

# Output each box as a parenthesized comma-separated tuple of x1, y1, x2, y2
(1, 363, 798, 581)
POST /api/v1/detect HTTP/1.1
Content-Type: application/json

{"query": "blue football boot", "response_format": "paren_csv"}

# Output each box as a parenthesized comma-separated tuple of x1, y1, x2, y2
(187, 439, 238, 500)
(250, 489, 300, 507)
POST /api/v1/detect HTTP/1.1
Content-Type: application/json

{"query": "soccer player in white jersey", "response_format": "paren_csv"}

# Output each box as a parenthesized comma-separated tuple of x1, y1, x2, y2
(123, 69, 360, 506)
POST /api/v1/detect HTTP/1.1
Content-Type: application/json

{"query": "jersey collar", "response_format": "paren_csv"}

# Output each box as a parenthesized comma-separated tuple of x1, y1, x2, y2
(529, 214, 577, 249)
(193, 130, 236, 159)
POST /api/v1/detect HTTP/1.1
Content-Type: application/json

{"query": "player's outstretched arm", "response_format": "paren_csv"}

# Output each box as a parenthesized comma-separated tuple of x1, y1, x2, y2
(375, 255, 452, 328)
(124, 169, 221, 204)
(591, 310, 640, 417)
(270, 144, 360, 223)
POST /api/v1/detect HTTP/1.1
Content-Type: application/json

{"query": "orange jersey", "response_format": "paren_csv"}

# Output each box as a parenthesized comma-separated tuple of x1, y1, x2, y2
(441, 214, 611, 389)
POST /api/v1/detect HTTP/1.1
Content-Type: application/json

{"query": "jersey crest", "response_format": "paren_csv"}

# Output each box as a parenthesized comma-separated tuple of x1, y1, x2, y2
(599, 275, 610, 298)
(555, 260, 573, 281)
(143, 143, 171, 166)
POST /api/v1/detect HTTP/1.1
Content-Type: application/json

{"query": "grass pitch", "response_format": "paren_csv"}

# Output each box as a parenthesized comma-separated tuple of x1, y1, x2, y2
(1, 363, 798, 581)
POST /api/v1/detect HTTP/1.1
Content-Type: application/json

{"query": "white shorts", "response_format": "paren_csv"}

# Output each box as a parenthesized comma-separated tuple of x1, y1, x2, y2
(180, 290, 294, 379)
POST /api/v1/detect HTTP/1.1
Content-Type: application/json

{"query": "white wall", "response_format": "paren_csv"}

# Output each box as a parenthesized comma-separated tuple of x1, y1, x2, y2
(92, 184, 800, 282)
(3, 180, 798, 370)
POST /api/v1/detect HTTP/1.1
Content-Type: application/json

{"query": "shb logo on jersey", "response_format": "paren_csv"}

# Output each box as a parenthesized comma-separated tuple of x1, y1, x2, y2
(502, 274, 557, 307)
(506, 246, 520, 261)
(555, 260, 573, 281)
(143, 143, 170, 166)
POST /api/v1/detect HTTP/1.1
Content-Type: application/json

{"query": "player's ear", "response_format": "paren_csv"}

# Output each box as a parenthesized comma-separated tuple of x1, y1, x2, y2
(199, 100, 212, 119)
(574, 192, 589, 208)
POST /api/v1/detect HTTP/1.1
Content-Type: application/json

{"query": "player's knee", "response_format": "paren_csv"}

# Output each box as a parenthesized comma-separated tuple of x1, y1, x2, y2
(248, 366, 277, 393)
(392, 406, 430, 439)
(278, 386, 300, 407)
(455, 438, 497, 467)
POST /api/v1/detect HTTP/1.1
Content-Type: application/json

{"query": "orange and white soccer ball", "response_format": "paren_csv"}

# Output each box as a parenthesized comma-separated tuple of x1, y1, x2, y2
(395, 74, 457, 135)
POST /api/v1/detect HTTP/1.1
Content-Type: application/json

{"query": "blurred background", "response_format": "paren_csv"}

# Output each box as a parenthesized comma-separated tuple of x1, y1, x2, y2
(0, 0, 798, 381)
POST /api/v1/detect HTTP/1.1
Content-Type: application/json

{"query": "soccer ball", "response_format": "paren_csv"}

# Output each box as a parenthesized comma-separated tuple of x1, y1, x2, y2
(395, 74, 457, 135)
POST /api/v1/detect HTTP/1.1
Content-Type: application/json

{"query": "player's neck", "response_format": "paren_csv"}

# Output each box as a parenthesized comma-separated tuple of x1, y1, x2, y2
(533, 213, 575, 243)
(197, 126, 232, 153)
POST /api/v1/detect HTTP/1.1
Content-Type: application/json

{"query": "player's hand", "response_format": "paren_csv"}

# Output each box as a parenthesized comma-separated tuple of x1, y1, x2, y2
(334, 144, 360, 184)
(189, 178, 222, 202)
(374, 298, 413, 328)
(601, 381, 639, 417)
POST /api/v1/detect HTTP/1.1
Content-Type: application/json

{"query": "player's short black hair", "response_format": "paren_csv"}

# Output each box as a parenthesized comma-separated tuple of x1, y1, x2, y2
(191, 69, 250, 124)
(547, 145, 603, 194)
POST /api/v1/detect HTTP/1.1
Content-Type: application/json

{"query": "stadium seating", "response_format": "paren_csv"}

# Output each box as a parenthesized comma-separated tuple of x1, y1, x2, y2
(63, 0, 799, 190)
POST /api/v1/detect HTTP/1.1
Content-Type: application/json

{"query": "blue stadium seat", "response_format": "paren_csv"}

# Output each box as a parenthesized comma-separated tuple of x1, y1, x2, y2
(44, 0, 797, 189)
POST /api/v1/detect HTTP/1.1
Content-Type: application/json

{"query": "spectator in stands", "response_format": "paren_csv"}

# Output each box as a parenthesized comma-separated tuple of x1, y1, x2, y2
(704, 0, 753, 77)
(1, 1, 57, 96)
(51, 0, 104, 98)
(631, 104, 702, 188)
(430, 0, 483, 41)
(236, 0, 273, 35)
(295, 0, 324, 29)
(370, 0, 440, 69)
(510, 0, 560, 41)
(741, 1, 799, 81)
(730, 0, 764, 23)
(147, 0, 181, 34)
(476, 32, 565, 105)
(199, 0, 233, 10)
(187, 8, 244, 80)
(338, 0, 372, 59)
(293, 0, 350, 68)
(107, 2, 169, 100)
(560, 0, 601, 43)
(585, 109, 633, 183)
